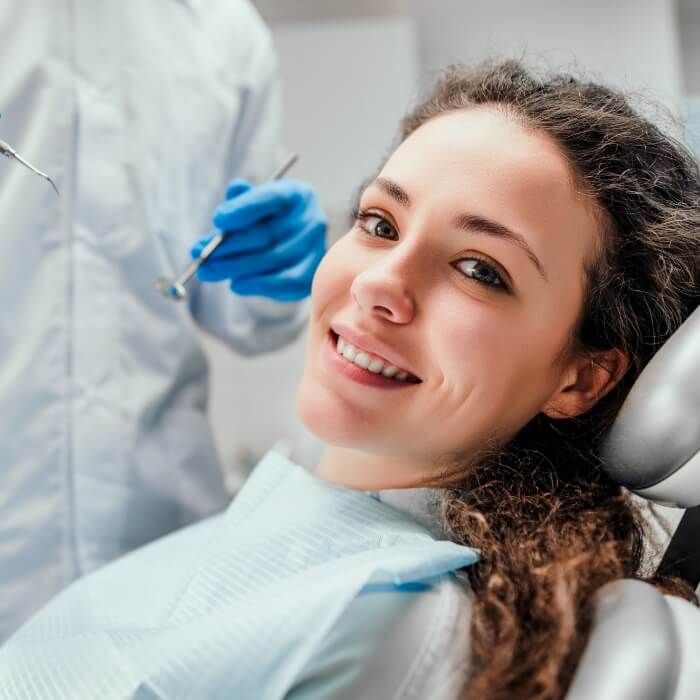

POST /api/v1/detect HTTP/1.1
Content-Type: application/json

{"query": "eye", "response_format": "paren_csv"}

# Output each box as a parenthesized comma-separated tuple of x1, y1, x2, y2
(354, 209, 398, 241)
(455, 257, 510, 292)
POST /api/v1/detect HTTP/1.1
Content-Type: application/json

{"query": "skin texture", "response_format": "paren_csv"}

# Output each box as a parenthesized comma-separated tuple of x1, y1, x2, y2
(297, 107, 628, 490)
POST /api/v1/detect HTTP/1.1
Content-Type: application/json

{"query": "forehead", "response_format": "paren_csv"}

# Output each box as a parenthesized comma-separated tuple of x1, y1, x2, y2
(378, 107, 601, 269)
(386, 108, 577, 202)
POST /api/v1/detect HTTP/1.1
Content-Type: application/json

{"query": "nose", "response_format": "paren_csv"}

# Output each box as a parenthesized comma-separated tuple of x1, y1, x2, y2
(350, 258, 416, 324)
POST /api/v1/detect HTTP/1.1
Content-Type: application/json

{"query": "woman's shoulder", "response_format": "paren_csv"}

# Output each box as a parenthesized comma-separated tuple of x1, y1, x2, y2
(287, 574, 472, 700)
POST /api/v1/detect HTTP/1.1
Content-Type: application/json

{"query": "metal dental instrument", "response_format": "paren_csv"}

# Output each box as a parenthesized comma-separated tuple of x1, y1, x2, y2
(156, 152, 299, 302)
(0, 138, 59, 195)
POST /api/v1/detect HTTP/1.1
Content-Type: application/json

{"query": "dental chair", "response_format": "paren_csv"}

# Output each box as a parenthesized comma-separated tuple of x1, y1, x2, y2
(565, 306, 700, 700)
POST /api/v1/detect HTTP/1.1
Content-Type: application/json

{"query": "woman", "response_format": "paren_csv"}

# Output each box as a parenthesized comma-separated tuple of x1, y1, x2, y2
(1, 61, 698, 700)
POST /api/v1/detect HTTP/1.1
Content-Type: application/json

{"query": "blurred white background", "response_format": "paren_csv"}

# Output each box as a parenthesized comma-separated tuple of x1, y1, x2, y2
(202, 0, 700, 490)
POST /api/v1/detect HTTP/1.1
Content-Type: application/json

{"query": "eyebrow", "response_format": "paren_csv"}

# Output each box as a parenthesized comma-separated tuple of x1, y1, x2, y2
(372, 176, 547, 281)
(374, 177, 411, 208)
(454, 214, 548, 281)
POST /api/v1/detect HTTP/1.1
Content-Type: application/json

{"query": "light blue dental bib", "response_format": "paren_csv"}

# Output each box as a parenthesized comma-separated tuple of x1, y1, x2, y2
(0, 452, 479, 700)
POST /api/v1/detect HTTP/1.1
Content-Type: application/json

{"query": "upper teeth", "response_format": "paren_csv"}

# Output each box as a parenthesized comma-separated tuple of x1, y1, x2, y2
(336, 336, 409, 381)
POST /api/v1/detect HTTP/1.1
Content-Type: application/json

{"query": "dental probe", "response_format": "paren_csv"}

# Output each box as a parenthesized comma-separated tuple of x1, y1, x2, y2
(0, 138, 59, 195)
(156, 152, 299, 302)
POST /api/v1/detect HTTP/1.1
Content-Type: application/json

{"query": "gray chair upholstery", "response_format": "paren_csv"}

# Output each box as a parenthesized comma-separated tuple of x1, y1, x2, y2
(567, 306, 700, 700)
(601, 306, 700, 508)
(567, 580, 700, 700)
(567, 580, 680, 700)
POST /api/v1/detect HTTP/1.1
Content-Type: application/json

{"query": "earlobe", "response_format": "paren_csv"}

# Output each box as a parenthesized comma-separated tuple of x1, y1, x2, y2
(542, 348, 630, 419)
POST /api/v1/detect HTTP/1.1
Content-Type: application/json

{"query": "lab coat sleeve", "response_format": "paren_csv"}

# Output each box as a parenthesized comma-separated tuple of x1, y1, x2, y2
(286, 577, 472, 700)
(192, 291, 309, 356)
(188, 16, 309, 356)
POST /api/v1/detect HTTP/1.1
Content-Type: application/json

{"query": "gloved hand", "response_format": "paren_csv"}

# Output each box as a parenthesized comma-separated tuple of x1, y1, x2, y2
(191, 178, 327, 302)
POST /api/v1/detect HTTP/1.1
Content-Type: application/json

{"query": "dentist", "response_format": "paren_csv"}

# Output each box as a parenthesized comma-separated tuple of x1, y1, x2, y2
(0, 0, 325, 640)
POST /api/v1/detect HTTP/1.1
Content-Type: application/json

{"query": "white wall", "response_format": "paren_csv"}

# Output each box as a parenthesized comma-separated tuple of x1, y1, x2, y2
(678, 0, 700, 96)
(409, 0, 685, 110)
(272, 16, 418, 226)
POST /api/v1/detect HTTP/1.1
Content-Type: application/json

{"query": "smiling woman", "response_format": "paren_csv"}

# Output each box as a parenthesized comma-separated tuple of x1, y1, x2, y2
(1, 60, 698, 700)
(297, 60, 700, 698)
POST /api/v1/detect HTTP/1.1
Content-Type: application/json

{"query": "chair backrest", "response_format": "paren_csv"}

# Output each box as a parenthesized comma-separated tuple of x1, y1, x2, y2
(600, 306, 700, 508)
(566, 580, 679, 700)
(566, 579, 700, 700)
(565, 307, 700, 700)
(601, 306, 700, 588)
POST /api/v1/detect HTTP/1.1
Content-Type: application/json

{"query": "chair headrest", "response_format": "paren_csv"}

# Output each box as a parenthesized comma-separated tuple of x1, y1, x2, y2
(601, 306, 700, 507)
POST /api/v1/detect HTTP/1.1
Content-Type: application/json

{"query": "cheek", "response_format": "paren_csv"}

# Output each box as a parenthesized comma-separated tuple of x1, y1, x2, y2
(430, 296, 565, 424)
(298, 238, 358, 440)
(309, 236, 356, 315)
(432, 297, 513, 375)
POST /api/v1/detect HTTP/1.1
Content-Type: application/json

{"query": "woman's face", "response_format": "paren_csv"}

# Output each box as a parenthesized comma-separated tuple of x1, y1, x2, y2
(298, 107, 603, 484)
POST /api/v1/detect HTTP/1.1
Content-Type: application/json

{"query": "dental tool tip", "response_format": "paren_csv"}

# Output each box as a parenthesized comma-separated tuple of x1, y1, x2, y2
(45, 175, 59, 196)
(0, 138, 59, 194)
(156, 277, 187, 301)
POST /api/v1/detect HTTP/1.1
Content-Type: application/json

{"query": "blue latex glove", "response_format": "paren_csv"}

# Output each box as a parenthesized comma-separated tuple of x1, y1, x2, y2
(191, 178, 327, 301)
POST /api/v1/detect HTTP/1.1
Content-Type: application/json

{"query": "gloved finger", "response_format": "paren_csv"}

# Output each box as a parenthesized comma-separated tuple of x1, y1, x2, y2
(196, 229, 305, 281)
(225, 178, 253, 200)
(197, 221, 325, 282)
(230, 247, 325, 301)
(191, 220, 282, 260)
(191, 231, 216, 260)
(212, 179, 311, 232)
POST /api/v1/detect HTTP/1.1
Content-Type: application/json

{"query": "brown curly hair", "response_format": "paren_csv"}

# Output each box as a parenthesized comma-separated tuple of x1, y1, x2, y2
(399, 61, 700, 700)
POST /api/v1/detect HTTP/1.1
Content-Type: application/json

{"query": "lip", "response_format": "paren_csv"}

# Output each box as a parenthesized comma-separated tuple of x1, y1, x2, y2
(330, 322, 421, 380)
(322, 332, 419, 389)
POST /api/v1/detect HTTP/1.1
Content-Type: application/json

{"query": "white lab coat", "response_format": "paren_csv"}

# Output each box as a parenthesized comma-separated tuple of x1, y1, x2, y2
(0, 0, 307, 640)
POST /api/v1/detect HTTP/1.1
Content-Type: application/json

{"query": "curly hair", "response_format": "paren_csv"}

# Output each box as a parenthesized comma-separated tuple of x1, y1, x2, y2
(400, 61, 700, 700)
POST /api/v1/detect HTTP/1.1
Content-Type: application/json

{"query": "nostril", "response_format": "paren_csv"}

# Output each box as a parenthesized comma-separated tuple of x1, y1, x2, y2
(373, 305, 393, 317)
(351, 275, 415, 324)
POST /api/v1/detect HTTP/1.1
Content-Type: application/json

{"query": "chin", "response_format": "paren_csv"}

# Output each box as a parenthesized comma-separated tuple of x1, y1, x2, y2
(296, 378, 372, 448)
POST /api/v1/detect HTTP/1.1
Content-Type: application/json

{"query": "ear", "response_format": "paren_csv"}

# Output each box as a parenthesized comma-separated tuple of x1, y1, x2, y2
(542, 348, 630, 419)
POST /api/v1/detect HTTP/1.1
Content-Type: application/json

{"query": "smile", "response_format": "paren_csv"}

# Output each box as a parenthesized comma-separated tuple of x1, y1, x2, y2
(324, 329, 422, 390)
(334, 334, 420, 382)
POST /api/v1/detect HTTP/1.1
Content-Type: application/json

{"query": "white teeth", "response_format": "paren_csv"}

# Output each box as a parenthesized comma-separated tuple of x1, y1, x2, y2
(367, 358, 384, 374)
(354, 352, 370, 369)
(334, 334, 416, 383)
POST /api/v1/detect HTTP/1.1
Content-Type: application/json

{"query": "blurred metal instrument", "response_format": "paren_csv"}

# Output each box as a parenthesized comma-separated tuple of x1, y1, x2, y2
(156, 152, 298, 302)
(0, 138, 59, 195)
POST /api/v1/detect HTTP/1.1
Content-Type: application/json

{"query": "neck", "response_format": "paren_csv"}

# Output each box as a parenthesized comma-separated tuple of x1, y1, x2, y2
(314, 445, 440, 490)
